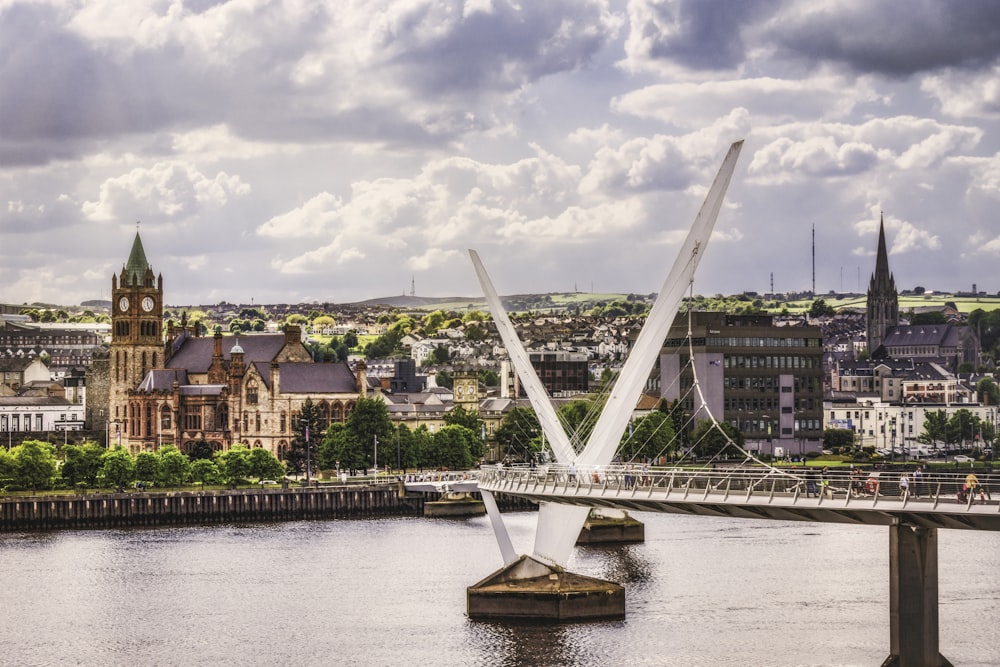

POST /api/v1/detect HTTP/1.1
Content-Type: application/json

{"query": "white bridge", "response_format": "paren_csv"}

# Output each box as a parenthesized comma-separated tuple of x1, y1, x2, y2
(476, 464, 1000, 532)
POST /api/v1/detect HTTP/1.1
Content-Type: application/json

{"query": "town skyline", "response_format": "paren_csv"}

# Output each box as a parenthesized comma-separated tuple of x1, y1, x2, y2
(3, 2, 1000, 307)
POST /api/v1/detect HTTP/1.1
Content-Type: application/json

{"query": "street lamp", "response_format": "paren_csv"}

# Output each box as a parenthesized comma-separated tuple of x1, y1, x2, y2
(373, 434, 378, 478)
(300, 419, 311, 485)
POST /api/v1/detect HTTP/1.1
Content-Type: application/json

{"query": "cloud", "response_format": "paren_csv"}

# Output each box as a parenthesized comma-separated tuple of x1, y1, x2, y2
(82, 161, 250, 222)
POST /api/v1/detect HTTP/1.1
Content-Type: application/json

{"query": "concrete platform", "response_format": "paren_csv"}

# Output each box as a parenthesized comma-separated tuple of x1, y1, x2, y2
(467, 555, 625, 621)
(424, 493, 486, 518)
(576, 508, 645, 544)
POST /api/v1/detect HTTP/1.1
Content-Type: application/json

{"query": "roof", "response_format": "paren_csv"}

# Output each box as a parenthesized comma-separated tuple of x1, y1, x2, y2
(0, 396, 73, 407)
(882, 325, 959, 348)
(124, 231, 151, 285)
(167, 333, 287, 372)
(179, 384, 226, 396)
(277, 362, 357, 393)
(137, 369, 190, 392)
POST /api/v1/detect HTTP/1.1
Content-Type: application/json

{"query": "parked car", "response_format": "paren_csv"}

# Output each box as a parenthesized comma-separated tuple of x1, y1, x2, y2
(953, 455, 975, 463)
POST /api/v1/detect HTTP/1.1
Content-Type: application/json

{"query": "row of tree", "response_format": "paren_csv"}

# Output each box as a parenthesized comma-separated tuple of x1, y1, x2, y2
(0, 441, 285, 492)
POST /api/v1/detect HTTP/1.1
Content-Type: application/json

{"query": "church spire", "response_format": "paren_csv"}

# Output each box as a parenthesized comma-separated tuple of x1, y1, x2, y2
(866, 213, 899, 355)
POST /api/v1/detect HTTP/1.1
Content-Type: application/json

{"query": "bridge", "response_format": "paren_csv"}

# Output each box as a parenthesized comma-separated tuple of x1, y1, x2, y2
(476, 464, 1000, 531)
(472, 463, 994, 666)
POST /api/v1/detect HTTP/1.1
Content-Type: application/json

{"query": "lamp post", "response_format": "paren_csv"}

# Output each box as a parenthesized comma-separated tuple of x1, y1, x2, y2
(373, 434, 378, 479)
(300, 419, 311, 485)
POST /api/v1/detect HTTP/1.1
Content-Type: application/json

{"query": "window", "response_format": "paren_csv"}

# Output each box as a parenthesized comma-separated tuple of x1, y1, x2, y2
(184, 408, 202, 431)
(246, 380, 258, 405)
(161, 405, 171, 430)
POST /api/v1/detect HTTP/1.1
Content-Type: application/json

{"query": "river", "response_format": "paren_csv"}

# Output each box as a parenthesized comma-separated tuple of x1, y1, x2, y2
(1, 511, 997, 666)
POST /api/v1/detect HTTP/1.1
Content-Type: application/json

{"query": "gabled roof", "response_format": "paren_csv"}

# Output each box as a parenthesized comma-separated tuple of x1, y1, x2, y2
(137, 369, 190, 392)
(167, 334, 287, 372)
(124, 231, 151, 285)
(882, 324, 958, 347)
(278, 362, 356, 393)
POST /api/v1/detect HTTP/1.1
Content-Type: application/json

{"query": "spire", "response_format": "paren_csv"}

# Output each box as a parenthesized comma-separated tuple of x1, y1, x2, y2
(873, 213, 891, 286)
(123, 227, 151, 286)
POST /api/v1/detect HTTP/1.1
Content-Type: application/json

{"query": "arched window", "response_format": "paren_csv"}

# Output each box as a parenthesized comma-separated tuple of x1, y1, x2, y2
(318, 402, 330, 429)
(219, 404, 229, 432)
(160, 405, 171, 430)
(145, 403, 152, 437)
(331, 402, 343, 423)
(280, 411, 287, 433)
(255, 412, 261, 432)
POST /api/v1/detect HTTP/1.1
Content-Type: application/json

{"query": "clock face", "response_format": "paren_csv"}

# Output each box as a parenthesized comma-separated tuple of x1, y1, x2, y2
(141, 296, 155, 312)
(118, 296, 129, 312)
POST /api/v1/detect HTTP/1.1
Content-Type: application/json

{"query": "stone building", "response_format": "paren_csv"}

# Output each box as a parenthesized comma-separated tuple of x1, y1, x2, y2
(107, 231, 365, 456)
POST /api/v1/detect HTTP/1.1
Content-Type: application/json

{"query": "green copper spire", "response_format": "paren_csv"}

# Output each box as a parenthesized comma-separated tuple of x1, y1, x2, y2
(124, 229, 151, 286)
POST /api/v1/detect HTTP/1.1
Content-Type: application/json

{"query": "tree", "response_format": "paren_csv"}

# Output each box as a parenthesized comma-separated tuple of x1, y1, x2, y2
(494, 406, 541, 462)
(135, 451, 160, 485)
(478, 368, 499, 387)
(430, 345, 450, 364)
(12, 440, 58, 491)
(621, 411, 676, 462)
(216, 445, 251, 487)
(690, 420, 743, 459)
(444, 406, 480, 432)
(435, 370, 453, 389)
(808, 299, 836, 318)
(100, 447, 136, 491)
(977, 377, 1000, 407)
(190, 458, 220, 487)
(343, 331, 359, 349)
(188, 439, 215, 461)
(823, 428, 855, 449)
(920, 410, 949, 446)
(61, 442, 105, 487)
(248, 448, 285, 482)
(411, 425, 436, 469)
(319, 423, 365, 472)
(157, 446, 191, 487)
(346, 397, 394, 469)
(287, 398, 321, 475)
(558, 399, 597, 447)
(428, 425, 478, 469)
(911, 311, 947, 325)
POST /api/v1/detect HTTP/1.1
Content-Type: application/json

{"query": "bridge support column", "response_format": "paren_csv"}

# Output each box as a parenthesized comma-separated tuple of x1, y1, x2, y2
(576, 508, 645, 545)
(882, 525, 953, 667)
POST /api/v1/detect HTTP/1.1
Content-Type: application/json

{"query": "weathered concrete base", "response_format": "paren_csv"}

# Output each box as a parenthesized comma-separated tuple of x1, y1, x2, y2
(467, 555, 625, 621)
(881, 525, 953, 667)
(576, 508, 645, 544)
(424, 493, 486, 518)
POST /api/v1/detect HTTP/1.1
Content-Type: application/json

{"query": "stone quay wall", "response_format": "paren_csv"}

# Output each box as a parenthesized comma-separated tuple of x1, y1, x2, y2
(0, 486, 534, 532)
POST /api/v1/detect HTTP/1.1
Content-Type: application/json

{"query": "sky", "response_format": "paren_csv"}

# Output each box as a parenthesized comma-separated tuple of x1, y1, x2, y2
(2, 0, 1000, 308)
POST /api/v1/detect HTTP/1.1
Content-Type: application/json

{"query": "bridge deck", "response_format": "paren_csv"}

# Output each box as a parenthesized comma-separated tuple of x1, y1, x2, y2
(476, 464, 1000, 531)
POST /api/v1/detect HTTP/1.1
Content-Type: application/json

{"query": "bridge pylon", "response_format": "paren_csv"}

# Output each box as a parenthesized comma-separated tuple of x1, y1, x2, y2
(466, 141, 744, 620)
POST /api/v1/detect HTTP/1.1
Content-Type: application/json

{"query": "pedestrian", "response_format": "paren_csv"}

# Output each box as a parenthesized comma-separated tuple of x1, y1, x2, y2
(820, 467, 830, 499)
(913, 465, 923, 498)
(805, 466, 818, 498)
(899, 472, 909, 497)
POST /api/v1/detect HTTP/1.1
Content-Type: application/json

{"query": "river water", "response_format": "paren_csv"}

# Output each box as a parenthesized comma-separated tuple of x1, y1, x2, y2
(1, 511, 998, 667)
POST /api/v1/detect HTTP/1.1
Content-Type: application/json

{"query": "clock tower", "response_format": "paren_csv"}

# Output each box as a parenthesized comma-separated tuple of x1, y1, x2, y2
(110, 230, 164, 444)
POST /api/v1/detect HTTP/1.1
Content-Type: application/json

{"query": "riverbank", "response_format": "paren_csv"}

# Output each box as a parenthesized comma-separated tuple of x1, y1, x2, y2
(0, 484, 534, 532)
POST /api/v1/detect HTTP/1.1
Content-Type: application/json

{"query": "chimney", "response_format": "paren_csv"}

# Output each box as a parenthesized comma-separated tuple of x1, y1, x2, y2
(356, 359, 367, 397)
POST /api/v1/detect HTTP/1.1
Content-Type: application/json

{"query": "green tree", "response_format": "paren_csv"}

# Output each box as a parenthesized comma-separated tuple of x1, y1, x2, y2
(621, 412, 676, 462)
(411, 425, 436, 469)
(428, 425, 478, 469)
(346, 397, 394, 470)
(808, 299, 836, 317)
(135, 451, 160, 485)
(558, 399, 597, 447)
(188, 439, 215, 461)
(60, 442, 105, 487)
(100, 447, 136, 491)
(190, 458, 220, 487)
(343, 331, 359, 349)
(157, 446, 191, 487)
(216, 445, 251, 487)
(435, 370, 453, 389)
(823, 428, 855, 448)
(478, 368, 499, 387)
(494, 406, 541, 462)
(12, 440, 58, 491)
(248, 448, 285, 482)
(977, 377, 1000, 407)
(690, 420, 743, 459)
(430, 345, 450, 364)
(319, 423, 366, 472)
(920, 410, 949, 446)
(911, 311, 947, 325)
(445, 406, 480, 432)
(287, 398, 322, 475)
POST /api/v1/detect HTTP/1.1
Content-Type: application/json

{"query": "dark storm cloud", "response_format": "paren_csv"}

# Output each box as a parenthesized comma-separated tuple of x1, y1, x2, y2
(770, 2, 1000, 77)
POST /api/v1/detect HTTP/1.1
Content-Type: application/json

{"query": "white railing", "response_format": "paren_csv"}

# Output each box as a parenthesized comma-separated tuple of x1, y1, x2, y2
(477, 463, 999, 513)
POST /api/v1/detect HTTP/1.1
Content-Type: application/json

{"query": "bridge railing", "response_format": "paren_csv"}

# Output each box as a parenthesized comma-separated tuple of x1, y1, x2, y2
(478, 464, 997, 510)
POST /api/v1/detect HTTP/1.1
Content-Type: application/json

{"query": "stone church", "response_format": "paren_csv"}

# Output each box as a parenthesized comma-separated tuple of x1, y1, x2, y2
(108, 231, 366, 457)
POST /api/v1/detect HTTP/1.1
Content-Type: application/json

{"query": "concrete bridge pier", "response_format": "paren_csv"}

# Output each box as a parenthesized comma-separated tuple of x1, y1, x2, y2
(882, 525, 953, 667)
(576, 508, 645, 545)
